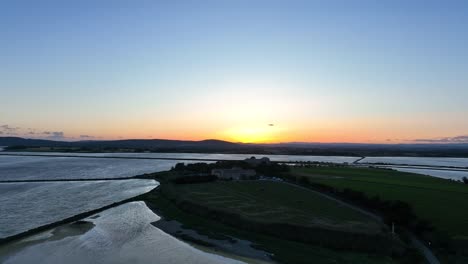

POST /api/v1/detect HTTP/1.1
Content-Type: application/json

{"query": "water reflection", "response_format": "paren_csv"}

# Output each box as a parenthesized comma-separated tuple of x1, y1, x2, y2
(1, 202, 249, 264)
(0, 180, 158, 238)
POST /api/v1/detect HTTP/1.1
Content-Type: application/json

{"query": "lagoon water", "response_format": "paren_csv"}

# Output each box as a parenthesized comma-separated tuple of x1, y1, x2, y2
(359, 156, 468, 168)
(2, 151, 361, 163)
(390, 167, 468, 181)
(1, 152, 465, 264)
(0, 155, 211, 180)
(0, 153, 262, 263)
(0, 202, 248, 264)
(0, 179, 158, 238)
(357, 156, 468, 180)
(0, 152, 466, 263)
(0, 153, 360, 181)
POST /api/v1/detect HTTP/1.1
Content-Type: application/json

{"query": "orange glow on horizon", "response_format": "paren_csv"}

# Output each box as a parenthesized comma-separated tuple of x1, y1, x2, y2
(31, 111, 468, 144)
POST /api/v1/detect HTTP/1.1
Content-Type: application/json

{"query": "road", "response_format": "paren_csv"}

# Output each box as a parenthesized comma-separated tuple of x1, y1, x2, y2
(409, 233, 441, 264)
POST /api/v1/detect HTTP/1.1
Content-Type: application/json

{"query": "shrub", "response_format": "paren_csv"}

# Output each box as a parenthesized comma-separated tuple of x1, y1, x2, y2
(172, 175, 217, 184)
(462, 177, 468, 184)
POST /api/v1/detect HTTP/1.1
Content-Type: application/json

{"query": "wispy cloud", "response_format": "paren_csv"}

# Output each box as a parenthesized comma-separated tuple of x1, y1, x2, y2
(0, 124, 94, 141)
(0, 125, 19, 134)
(43, 131, 65, 140)
(412, 135, 468, 143)
(79, 135, 95, 139)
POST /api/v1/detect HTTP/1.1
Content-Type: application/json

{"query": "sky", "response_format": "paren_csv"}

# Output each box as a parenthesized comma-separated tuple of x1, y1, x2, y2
(1, 0, 468, 143)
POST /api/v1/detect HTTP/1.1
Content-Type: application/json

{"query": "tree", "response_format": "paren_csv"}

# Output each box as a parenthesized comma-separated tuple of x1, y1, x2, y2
(173, 163, 186, 171)
(462, 177, 468, 184)
(298, 176, 309, 185)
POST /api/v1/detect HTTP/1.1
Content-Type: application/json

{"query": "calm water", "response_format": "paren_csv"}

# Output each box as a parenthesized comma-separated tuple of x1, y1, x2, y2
(358, 157, 468, 180)
(2, 151, 361, 163)
(1, 153, 466, 239)
(0, 154, 267, 263)
(0, 153, 360, 181)
(0, 202, 250, 264)
(1, 153, 467, 182)
(360, 156, 468, 168)
(390, 167, 468, 181)
(0, 156, 213, 180)
(0, 180, 158, 238)
(0, 152, 466, 263)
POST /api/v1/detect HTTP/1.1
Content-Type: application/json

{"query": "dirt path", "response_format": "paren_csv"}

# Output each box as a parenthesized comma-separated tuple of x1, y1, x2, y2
(275, 180, 382, 222)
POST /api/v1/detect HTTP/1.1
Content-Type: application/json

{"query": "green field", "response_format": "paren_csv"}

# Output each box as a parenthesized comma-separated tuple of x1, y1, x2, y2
(143, 181, 397, 264)
(291, 166, 468, 239)
(171, 181, 382, 234)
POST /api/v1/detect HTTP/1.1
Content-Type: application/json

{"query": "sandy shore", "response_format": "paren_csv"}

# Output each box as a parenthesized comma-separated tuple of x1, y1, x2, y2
(153, 218, 274, 264)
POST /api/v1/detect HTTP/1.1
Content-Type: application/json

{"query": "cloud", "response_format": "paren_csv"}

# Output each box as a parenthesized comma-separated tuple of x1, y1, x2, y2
(412, 135, 468, 143)
(0, 125, 19, 134)
(0, 125, 19, 135)
(42, 131, 65, 139)
(0, 125, 76, 140)
(52, 132, 64, 137)
(0, 124, 94, 141)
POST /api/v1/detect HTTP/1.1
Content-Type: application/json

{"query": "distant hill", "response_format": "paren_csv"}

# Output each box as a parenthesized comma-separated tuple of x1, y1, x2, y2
(0, 137, 71, 147)
(0, 137, 241, 151)
(2, 137, 468, 157)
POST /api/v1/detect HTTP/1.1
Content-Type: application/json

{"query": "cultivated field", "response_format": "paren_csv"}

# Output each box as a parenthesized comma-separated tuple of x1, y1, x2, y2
(172, 181, 382, 234)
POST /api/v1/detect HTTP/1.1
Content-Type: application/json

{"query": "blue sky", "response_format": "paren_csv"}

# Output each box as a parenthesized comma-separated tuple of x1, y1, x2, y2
(1, 0, 467, 142)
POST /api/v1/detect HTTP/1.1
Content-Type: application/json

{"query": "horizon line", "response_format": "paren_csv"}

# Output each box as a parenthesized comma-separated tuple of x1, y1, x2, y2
(2, 136, 468, 145)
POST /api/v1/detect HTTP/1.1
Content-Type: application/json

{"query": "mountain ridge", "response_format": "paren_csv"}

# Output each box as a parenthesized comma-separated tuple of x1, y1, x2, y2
(2, 137, 468, 157)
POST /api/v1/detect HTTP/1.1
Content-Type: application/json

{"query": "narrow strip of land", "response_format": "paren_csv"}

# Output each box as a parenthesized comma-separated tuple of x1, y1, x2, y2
(358, 162, 468, 170)
(3, 153, 468, 170)
(353, 157, 366, 164)
(0, 153, 222, 162)
(0, 186, 158, 245)
(0, 177, 138, 183)
(369, 164, 468, 172)
(0, 153, 357, 165)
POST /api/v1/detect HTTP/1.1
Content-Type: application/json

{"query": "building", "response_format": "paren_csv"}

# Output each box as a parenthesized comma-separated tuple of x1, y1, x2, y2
(211, 167, 256, 180)
(244, 157, 271, 166)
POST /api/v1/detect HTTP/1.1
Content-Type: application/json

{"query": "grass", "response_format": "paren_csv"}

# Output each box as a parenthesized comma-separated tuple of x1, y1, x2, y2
(142, 190, 396, 264)
(291, 166, 468, 239)
(172, 181, 382, 233)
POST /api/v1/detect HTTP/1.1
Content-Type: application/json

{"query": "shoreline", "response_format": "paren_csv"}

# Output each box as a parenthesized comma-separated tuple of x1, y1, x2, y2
(1, 201, 259, 264)
(153, 218, 273, 263)
(0, 184, 158, 245)
(3, 151, 468, 173)
(0, 195, 272, 264)
(142, 194, 274, 263)
(0, 172, 272, 264)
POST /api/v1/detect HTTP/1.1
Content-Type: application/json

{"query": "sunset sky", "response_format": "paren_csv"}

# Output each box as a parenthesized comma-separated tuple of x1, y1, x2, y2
(1, 1, 468, 143)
